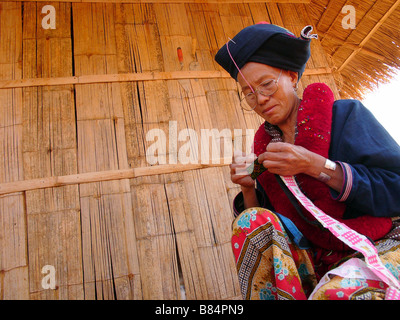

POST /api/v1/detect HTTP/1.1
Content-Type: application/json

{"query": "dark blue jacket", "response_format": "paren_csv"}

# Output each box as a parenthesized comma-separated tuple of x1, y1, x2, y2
(330, 99, 400, 218)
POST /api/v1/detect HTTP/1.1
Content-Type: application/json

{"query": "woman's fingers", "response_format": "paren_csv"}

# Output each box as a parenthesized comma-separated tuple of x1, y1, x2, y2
(230, 150, 257, 187)
(258, 142, 312, 175)
(232, 150, 256, 174)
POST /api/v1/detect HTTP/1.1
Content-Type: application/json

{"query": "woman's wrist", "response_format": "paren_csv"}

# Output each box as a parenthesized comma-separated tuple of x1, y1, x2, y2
(241, 185, 256, 194)
(241, 185, 259, 209)
(304, 152, 344, 192)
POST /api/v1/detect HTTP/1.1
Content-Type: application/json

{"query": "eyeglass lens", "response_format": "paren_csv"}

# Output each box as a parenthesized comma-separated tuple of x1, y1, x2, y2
(240, 79, 278, 110)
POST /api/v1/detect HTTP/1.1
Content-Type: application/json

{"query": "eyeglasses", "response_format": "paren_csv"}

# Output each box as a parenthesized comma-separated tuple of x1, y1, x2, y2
(239, 70, 282, 111)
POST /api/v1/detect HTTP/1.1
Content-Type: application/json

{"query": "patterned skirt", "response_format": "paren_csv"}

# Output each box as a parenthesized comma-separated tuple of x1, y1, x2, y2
(232, 207, 400, 300)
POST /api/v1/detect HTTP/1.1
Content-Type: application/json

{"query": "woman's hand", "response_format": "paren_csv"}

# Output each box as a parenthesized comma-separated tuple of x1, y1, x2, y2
(230, 150, 260, 209)
(258, 142, 344, 192)
(257, 142, 313, 176)
(230, 150, 257, 189)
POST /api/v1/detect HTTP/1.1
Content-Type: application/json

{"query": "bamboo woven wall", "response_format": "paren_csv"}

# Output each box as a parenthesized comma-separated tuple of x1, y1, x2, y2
(0, 1, 339, 300)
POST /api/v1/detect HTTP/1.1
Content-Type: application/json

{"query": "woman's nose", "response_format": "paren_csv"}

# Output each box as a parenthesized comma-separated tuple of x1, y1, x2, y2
(256, 91, 271, 106)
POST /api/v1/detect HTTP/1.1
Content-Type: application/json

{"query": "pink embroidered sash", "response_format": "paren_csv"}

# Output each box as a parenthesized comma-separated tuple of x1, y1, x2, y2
(280, 175, 400, 300)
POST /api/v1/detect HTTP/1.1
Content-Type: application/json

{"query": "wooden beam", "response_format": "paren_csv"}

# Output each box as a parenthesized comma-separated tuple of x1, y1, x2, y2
(0, 68, 331, 89)
(0, 71, 230, 89)
(318, 31, 386, 61)
(315, 0, 337, 32)
(339, 0, 400, 72)
(15, 0, 311, 3)
(343, 43, 385, 61)
(0, 161, 231, 196)
(303, 67, 332, 76)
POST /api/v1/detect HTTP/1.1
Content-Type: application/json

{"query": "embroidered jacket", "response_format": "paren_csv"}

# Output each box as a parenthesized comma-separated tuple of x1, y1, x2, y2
(233, 83, 400, 255)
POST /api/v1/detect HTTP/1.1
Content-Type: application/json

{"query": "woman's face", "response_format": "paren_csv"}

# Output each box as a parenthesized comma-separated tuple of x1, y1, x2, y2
(237, 62, 299, 129)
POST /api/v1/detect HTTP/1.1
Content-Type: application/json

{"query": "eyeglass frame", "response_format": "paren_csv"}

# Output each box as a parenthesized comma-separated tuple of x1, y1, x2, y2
(239, 69, 283, 111)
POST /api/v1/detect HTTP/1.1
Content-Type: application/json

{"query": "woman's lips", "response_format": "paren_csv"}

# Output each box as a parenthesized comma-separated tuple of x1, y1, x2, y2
(262, 104, 277, 115)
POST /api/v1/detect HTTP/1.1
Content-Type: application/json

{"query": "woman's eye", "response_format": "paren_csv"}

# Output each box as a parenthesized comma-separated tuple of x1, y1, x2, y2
(241, 90, 253, 97)
(260, 80, 274, 88)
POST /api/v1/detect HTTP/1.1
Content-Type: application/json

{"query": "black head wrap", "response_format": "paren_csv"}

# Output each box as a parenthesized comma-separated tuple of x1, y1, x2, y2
(214, 23, 317, 81)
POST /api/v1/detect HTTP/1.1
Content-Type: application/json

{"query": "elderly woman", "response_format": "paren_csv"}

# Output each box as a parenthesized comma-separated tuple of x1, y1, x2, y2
(215, 22, 400, 300)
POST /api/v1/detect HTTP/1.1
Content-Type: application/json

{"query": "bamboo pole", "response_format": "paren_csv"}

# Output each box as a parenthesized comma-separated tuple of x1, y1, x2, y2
(0, 71, 229, 89)
(0, 68, 332, 89)
(0, 160, 232, 196)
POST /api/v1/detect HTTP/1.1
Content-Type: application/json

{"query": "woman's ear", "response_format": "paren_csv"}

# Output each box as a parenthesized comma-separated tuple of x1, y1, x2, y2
(287, 70, 299, 87)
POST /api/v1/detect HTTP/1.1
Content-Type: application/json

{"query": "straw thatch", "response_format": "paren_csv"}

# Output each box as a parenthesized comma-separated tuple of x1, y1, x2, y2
(0, 0, 399, 300)
(308, 0, 400, 99)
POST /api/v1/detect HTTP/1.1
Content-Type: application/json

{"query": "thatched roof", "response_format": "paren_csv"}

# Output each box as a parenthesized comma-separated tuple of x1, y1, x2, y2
(308, 0, 400, 99)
